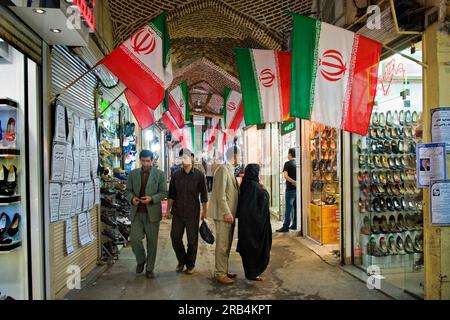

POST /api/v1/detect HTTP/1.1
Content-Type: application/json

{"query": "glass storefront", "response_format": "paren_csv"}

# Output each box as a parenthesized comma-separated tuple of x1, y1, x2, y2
(302, 120, 342, 254)
(0, 39, 38, 299)
(351, 45, 424, 298)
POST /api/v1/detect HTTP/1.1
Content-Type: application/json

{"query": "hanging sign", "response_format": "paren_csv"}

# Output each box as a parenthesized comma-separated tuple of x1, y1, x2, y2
(416, 143, 447, 188)
(431, 180, 450, 225)
(431, 107, 450, 148)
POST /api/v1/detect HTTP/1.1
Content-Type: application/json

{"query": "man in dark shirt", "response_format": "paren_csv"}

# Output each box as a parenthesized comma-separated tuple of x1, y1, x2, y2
(277, 148, 297, 232)
(167, 148, 208, 275)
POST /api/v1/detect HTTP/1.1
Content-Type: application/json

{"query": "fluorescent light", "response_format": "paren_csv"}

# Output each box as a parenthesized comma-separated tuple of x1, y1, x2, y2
(145, 130, 154, 141)
(50, 28, 62, 33)
(151, 143, 160, 152)
(33, 8, 46, 14)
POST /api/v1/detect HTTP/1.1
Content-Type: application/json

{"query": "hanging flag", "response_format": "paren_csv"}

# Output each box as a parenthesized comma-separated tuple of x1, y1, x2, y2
(124, 89, 155, 129)
(98, 12, 172, 109)
(222, 88, 244, 136)
(290, 14, 382, 135)
(167, 81, 190, 128)
(180, 125, 196, 155)
(206, 118, 220, 152)
(234, 48, 291, 125)
(215, 130, 227, 159)
(161, 111, 181, 140)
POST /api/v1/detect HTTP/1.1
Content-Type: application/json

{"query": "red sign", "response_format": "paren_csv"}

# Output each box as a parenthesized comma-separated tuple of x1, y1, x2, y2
(377, 58, 405, 96)
(319, 49, 347, 82)
(259, 68, 275, 87)
(74, 0, 95, 32)
(131, 28, 156, 55)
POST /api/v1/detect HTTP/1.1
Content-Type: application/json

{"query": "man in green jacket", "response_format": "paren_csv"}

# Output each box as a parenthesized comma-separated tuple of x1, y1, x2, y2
(126, 150, 168, 279)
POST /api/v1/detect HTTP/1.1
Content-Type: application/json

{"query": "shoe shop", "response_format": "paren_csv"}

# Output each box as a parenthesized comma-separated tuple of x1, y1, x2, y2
(301, 121, 342, 256)
(0, 6, 45, 300)
(349, 44, 425, 298)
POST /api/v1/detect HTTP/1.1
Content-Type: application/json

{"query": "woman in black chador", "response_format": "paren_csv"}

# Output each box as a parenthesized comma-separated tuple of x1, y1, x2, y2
(236, 164, 272, 281)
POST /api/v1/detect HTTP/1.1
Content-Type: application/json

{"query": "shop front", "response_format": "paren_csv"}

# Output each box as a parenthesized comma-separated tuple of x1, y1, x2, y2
(0, 6, 45, 300)
(350, 45, 424, 298)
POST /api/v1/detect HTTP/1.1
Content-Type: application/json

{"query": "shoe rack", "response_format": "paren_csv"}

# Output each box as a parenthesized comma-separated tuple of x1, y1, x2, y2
(355, 109, 424, 272)
(308, 123, 340, 245)
(0, 98, 21, 252)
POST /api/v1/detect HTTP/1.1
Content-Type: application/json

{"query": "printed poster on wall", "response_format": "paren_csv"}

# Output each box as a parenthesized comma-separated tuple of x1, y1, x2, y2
(49, 183, 61, 222)
(431, 107, 450, 148)
(53, 103, 66, 143)
(78, 212, 91, 246)
(71, 184, 78, 216)
(51, 143, 66, 181)
(76, 183, 84, 213)
(59, 184, 72, 220)
(79, 118, 86, 148)
(431, 180, 450, 225)
(64, 143, 74, 182)
(73, 115, 80, 149)
(72, 148, 80, 183)
(416, 143, 447, 188)
(66, 109, 75, 145)
(86, 211, 96, 241)
(65, 218, 74, 255)
(93, 178, 100, 205)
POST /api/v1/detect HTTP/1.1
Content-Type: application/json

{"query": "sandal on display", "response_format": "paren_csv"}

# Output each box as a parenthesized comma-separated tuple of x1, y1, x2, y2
(6, 213, 20, 237)
(4, 118, 16, 144)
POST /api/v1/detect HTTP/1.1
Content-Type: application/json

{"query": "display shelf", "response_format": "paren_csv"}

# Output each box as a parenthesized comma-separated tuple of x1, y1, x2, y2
(0, 149, 20, 156)
(0, 98, 19, 110)
(0, 195, 20, 204)
(0, 240, 22, 252)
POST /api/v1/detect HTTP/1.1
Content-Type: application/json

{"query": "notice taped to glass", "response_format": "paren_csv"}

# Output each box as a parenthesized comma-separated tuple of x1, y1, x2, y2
(416, 143, 447, 188)
(431, 107, 450, 148)
(431, 180, 450, 225)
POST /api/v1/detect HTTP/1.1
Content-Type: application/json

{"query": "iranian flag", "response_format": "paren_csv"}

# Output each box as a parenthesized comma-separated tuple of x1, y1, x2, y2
(205, 118, 220, 152)
(290, 14, 382, 135)
(161, 111, 181, 140)
(124, 89, 163, 129)
(234, 48, 291, 125)
(167, 81, 190, 128)
(99, 12, 173, 109)
(222, 88, 244, 135)
(180, 125, 196, 155)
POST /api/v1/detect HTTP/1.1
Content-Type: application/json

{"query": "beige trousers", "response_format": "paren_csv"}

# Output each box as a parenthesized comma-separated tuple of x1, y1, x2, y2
(214, 220, 235, 278)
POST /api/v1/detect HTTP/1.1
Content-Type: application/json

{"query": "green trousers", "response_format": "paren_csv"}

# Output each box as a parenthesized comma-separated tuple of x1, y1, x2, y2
(130, 213, 160, 272)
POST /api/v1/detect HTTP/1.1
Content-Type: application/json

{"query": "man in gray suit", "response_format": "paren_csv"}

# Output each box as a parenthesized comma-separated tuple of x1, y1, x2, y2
(126, 150, 168, 279)
(209, 146, 240, 285)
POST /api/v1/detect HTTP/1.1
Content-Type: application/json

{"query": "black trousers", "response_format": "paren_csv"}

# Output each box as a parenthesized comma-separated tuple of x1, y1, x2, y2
(170, 214, 200, 269)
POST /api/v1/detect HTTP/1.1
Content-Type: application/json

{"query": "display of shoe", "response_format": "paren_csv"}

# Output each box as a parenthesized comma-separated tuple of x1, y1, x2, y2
(380, 215, 389, 232)
(379, 237, 389, 255)
(388, 235, 398, 255)
(388, 215, 398, 232)
(396, 235, 406, 255)
(404, 235, 415, 254)
(6, 213, 20, 237)
(0, 212, 11, 237)
(4, 117, 16, 144)
(413, 234, 424, 253)
(0, 165, 17, 196)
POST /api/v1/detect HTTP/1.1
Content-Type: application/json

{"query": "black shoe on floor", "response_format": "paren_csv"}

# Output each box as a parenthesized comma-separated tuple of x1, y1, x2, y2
(276, 227, 289, 233)
(136, 262, 145, 274)
(146, 271, 155, 279)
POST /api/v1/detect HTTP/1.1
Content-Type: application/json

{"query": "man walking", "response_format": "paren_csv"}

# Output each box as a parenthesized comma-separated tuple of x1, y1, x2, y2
(206, 159, 213, 192)
(126, 150, 168, 278)
(167, 149, 208, 274)
(277, 148, 297, 232)
(209, 146, 240, 285)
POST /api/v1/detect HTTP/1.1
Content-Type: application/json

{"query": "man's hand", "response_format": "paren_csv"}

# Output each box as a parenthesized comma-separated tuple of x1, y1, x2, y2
(140, 196, 152, 205)
(224, 213, 234, 224)
(201, 210, 208, 221)
(132, 197, 140, 206)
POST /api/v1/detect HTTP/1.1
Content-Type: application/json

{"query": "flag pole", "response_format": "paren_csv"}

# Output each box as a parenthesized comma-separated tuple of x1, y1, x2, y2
(96, 88, 126, 119)
(49, 64, 98, 104)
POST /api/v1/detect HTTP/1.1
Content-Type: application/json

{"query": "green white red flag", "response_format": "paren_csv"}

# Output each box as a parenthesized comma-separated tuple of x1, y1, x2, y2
(124, 89, 163, 129)
(99, 12, 173, 109)
(234, 48, 291, 125)
(222, 88, 244, 134)
(167, 81, 190, 128)
(290, 14, 382, 135)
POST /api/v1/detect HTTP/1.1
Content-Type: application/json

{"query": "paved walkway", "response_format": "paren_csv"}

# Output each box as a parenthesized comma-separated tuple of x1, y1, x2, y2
(70, 220, 390, 300)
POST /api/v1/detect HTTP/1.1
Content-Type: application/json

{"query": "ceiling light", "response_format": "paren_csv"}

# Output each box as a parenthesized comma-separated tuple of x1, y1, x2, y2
(50, 28, 62, 33)
(33, 8, 46, 14)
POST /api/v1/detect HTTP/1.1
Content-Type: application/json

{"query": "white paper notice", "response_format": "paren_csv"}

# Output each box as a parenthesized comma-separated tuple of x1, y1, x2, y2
(51, 143, 66, 181)
(78, 212, 91, 246)
(79, 148, 90, 181)
(71, 184, 78, 216)
(59, 184, 72, 220)
(72, 148, 80, 183)
(65, 218, 74, 255)
(82, 183, 89, 212)
(76, 183, 84, 213)
(431, 108, 450, 148)
(49, 183, 61, 222)
(54, 103, 66, 143)
(94, 178, 100, 205)
(431, 180, 450, 225)
(73, 115, 80, 149)
(66, 109, 75, 145)
(416, 143, 447, 188)
(64, 143, 74, 182)
(86, 211, 95, 241)
(88, 181, 95, 210)
(89, 148, 98, 178)
(79, 118, 86, 148)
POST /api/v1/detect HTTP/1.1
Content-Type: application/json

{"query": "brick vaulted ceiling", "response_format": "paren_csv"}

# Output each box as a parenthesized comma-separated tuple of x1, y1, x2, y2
(106, 0, 313, 113)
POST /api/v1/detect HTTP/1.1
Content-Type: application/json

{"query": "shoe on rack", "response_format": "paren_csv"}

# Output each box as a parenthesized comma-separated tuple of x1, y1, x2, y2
(276, 227, 289, 233)
(0, 212, 11, 237)
(4, 118, 16, 144)
(6, 213, 20, 237)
